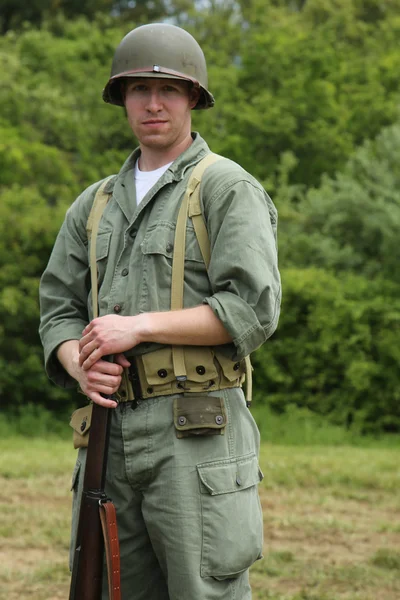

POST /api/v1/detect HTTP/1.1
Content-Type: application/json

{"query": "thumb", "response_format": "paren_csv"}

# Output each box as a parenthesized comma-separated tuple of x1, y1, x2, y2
(114, 353, 131, 368)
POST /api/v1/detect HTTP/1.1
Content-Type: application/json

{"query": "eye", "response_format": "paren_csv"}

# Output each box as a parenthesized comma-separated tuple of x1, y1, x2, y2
(128, 83, 147, 93)
(163, 84, 180, 92)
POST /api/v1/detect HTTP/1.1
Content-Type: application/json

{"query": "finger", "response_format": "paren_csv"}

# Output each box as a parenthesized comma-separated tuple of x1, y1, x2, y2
(87, 382, 119, 395)
(92, 359, 124, 376)
(80, 346, 103, 369)
(85, 369, 122, 392)
(89, 392, 118, 409)
(82, 321, 94, 337)
(114, 353, 131, 368)
(79, 332, 95, 354)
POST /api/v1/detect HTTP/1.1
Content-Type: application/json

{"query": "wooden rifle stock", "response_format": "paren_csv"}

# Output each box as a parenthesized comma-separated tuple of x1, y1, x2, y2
(69, 402, 110, 599)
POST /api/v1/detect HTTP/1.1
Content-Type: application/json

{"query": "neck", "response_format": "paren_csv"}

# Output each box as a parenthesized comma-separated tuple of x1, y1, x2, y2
(138, 134, 193, 171)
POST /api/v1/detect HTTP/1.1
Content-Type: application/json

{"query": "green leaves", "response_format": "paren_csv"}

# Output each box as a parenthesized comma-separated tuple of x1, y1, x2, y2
(253, 269, 400, 432)
(0, 4, 400, 431)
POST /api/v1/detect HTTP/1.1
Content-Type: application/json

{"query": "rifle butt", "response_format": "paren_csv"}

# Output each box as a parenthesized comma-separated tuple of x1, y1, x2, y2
(69, 490, 107, 600)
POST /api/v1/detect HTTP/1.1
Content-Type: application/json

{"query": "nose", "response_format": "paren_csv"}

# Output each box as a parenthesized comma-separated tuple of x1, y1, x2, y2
(146, 89, 163, 112)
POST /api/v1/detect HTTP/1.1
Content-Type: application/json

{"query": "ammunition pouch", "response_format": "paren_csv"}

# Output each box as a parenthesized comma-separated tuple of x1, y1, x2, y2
(70, 404, 93, 449)
(116, 346, 246, 402)
(173, 395, 227, 438)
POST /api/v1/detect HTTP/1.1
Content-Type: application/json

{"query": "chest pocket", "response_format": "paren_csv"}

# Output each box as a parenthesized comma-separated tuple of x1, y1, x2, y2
(141, 222, 204, 263)
(139, 222, 208, 312)
(141, 223, 175, 260)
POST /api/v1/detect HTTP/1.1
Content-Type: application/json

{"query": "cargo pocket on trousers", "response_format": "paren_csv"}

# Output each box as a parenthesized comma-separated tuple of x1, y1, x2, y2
(197, 452, 263, 579)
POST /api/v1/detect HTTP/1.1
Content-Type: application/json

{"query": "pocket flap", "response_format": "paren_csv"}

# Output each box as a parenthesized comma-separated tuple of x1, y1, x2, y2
(141, 224, 175, 257)
(69, 404, 93, 436)
(214, 351, 244, 382)
(141, 347, 176, 385)
(88, 230, 111, 261)
(184, 346, 218, 383)
(174, 395, 226, 433)
(197, 453, 262, 495)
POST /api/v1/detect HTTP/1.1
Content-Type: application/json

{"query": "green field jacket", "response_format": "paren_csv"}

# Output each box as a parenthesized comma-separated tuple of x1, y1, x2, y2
(39, 133, 281, 388)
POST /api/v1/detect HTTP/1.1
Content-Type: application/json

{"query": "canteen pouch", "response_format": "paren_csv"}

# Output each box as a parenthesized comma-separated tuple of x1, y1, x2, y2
(173, 395, 227, 438)
(69, 404, 93, 449)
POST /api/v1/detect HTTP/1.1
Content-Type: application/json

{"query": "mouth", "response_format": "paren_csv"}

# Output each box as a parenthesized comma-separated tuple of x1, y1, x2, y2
(142, 119, 167, 125)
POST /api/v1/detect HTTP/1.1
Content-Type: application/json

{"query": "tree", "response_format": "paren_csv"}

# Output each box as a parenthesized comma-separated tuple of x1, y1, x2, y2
(277, 123, 400, 284)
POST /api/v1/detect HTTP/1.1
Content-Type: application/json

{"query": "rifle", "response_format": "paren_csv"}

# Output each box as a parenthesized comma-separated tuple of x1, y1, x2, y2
(70, 178, 122, 599)
(69, 396, 121, 600)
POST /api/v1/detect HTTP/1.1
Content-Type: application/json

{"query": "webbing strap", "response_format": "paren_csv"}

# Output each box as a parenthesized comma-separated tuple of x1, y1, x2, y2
(244, 355, 253, 408)
(171, 153, 253, 405)
(187, 156, 222, 267)
(88, 178, 113, 319)
(170, 153, 222, 380)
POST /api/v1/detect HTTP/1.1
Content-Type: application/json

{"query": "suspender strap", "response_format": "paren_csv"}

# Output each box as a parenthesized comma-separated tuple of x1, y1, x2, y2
(187, 155, 222, 267)
(88, 177, 114, 319)
(170, 153, 254, 406)
(170, 153, 223, 380)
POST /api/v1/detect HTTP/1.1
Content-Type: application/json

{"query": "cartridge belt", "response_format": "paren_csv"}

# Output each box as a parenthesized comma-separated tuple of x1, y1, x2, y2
(115, 346, 246, 404)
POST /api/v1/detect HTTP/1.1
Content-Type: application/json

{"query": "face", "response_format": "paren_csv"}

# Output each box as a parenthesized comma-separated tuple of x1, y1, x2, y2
(123, 78, 199, 152)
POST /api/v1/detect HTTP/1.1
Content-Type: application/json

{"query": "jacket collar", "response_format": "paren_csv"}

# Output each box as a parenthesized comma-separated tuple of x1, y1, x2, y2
(107, 132, 211, 224)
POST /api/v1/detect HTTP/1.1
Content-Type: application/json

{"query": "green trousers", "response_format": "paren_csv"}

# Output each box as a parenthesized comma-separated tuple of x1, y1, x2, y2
(70, 388, 263, 599)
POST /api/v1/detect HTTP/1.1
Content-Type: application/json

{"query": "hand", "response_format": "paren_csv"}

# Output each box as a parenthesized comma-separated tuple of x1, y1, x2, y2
(79, 315, 144, 370)
(76, 353, 131, 408)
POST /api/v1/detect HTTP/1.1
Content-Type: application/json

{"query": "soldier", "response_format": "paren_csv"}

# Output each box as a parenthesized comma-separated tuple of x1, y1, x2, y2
(39, 23, 281, 600)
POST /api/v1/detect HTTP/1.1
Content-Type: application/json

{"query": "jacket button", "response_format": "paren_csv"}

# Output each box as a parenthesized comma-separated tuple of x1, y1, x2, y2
(80, 419, 87, 432)
(147, 387, 154, 394)
(121, 268, 129, 277)
(233, 362, 240, 371)
(157, 369, 168, 378)
(114, 304, 122, 313)
(130, 230, 137, 238)
(196, 365, 206, 375)
(178, 416, 187, 426)
(166, 242, 174, 253)
(215, 415, 224, 425)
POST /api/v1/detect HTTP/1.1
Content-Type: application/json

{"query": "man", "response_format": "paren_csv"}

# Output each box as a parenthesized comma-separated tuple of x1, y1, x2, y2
(39, 23, 281, 600)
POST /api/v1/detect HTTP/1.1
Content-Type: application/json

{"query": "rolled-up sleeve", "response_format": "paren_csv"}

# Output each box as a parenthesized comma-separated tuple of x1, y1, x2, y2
(39, 194, 92, 387)
(203, 173, 281, 360)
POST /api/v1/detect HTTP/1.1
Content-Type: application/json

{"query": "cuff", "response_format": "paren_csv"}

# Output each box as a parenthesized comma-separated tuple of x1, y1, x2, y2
(204, 293, 270, 359)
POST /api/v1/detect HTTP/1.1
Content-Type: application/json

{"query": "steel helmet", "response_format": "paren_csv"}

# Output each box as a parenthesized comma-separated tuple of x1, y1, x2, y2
(103, 23, 215, 110)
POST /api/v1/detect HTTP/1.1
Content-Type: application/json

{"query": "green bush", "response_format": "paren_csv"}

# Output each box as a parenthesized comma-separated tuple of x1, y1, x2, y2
(253, 268, 400, 433)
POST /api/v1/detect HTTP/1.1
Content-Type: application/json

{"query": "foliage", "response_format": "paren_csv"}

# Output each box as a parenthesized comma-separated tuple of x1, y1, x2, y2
(277, 123, 400, 283)
(253, 268, 400, 433)
(0, 0, 195, 34)
(1, 3, 400, 432)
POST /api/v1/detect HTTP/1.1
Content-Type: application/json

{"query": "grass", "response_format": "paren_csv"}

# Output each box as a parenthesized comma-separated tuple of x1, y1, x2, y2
(0, 423, 399, 600)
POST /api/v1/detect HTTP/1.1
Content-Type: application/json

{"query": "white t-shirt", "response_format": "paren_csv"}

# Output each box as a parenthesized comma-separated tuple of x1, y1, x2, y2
(134, 160, 173, 205)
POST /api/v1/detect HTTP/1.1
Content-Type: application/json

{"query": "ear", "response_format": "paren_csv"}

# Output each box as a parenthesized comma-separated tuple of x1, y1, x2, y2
(189, 86, 201, 110)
